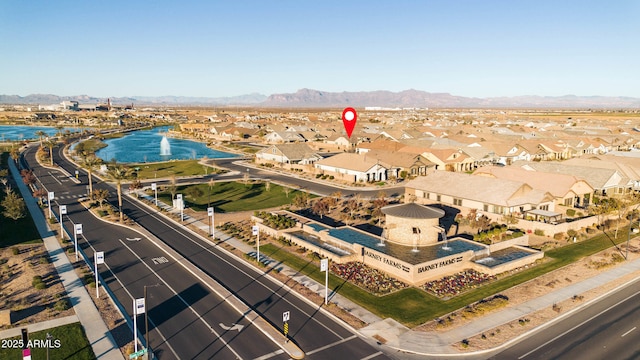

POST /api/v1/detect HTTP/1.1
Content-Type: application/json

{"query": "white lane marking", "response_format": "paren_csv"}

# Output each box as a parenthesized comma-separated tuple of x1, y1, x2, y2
(119, 239, 245, 360)
(518, 291, 640, 359)
(219, 322, 244, 332)
(361, 352, 384, 360)
(253, 349, 285, 360)
(306, 335, 357, 355)
(621, 326, 636, 337)
(81, 238, 180, 359)
(136, 201, 346, 339)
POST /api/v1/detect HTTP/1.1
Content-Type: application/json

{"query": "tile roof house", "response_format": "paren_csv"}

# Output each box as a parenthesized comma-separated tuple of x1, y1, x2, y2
(314, 153, 389, 182)
(264, 131, 306, 143)
(474, 166, 594, 208)
(515, 160, 627, 196)
(405, 171, 555, 216)
(256, 143, 322, 165)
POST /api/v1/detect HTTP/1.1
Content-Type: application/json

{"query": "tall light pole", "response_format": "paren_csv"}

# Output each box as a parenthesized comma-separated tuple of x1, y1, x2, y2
(627, 207, 639, 260)
(144, 284, 161, 357)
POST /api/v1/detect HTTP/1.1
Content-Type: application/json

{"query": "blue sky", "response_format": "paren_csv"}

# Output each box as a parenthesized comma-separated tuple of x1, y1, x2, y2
(1, 1, 638, 98)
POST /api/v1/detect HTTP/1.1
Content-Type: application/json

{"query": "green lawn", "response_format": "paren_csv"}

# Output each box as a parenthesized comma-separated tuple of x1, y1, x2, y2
(259, 227, 638, 327)
(0, 153, 41, 247)
(157, 181, 312, 212)
(130, 160, 218, 179)
(0, 322, 95, 360)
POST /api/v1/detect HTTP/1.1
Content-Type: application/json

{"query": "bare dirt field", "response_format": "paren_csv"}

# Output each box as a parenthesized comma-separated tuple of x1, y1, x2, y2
(0, 245, 75, 328)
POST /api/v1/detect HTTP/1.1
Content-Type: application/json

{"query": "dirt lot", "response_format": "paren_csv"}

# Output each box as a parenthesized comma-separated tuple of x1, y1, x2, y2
(0, 245, 75, 328)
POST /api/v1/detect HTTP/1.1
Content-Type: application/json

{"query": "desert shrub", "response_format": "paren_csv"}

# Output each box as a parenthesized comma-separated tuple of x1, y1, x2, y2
(32, 275, 46, 290)
(553, 232, 565, 240)
(54, 298, 69, 312)
(534, 229, 545, 236)
(11, 247, 19, 255)
(566, 208, 576, 217)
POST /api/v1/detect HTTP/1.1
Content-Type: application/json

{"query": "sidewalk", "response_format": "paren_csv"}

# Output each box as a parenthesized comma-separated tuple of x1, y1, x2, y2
(9, 158, 124, 360)
(141, 190, 640, 356)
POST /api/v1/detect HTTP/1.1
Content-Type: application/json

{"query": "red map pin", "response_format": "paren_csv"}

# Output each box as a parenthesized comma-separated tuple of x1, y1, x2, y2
(342, 107, 357, 139)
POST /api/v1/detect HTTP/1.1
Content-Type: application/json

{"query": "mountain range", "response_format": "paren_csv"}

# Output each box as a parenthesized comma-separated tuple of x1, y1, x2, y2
(2, 89, 639, 109)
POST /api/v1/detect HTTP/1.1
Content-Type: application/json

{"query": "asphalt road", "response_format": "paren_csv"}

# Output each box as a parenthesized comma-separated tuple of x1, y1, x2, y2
(26, 143, 392, 359)
(488, 277, 640, 360)
(24, 145, 290, 360)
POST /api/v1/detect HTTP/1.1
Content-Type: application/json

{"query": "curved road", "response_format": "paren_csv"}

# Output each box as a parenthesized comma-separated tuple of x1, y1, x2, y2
(26, 143, 392, 359)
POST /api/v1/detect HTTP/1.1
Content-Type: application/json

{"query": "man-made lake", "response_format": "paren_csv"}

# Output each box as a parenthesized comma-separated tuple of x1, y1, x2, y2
(0, 125, 82, 141)
(95, 126, 237, 163)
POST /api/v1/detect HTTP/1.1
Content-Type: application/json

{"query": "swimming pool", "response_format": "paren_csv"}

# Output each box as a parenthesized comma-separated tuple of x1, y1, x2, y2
(327, 227, 486, 265)
(473, 248, 535, 268)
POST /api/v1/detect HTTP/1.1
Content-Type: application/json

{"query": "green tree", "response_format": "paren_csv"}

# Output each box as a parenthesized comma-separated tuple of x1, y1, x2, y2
(80, 155, 102, 197)
(311, 198, 329, 219)
(2, 187, 26, 220)
(92, 188, 109, 209)
(42, 138, 56, 166)
(10, 147, 20, 163)
(35, 130, 47, 147)
(106, 165, 135, 222)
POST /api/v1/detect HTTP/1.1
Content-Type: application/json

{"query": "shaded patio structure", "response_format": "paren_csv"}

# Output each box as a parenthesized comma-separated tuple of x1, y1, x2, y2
(524, 209, 563, 224)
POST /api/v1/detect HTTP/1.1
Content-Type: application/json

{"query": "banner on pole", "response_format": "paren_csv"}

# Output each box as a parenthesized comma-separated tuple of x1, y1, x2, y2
(75, 224, 83, 235)
(320, 259, 328, 272)
(135, 298, 145, 315)
(95, 251, 105, 264)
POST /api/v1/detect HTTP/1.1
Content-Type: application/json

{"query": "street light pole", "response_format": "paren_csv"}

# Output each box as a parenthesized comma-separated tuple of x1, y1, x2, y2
(144, 284, 161, 357)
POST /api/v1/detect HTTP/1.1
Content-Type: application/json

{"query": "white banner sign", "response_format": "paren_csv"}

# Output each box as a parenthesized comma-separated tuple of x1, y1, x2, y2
(95, 251, 105, 264)
(48, 191, 55, 200)
(176, 194, 182, 200)
(207, 207, 214, 216)
(135, 298, 145, 315)
(151, 183, 157, 190)
(60, 205, 67, 214)
(320, 258, 328, 272)
(252, 225, 259, 236)
(75, 223, 83, 235)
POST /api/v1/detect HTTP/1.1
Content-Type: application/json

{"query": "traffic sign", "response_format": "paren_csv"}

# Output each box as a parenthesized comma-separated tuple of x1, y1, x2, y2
(60, 205, 67, 214)
(48, 191, 55, 200)
(129, 348, 147, 359)
(151, 183, 157, 190)
(283, 322, 289, 336)
(282, 311, 290, 322)
(252, 225, 259, 236)
(75, 223, 83, 235)
(207, 207, 214, 216)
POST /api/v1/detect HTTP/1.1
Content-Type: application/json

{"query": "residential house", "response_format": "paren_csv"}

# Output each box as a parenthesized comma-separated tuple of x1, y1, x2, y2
(405, 171, 555, 216)
(255, 143, 322, 165)
(474, 166, 594, 208)
(314, 153, 389, 182)
(264, 131, 306, 143)
(515, 161, 627, 196)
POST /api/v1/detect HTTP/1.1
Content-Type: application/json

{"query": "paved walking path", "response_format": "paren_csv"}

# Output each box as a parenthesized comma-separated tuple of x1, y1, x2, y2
(9, 157, 125, 360)
(0, 315, 79, 340)
(138, 190, 640, 356)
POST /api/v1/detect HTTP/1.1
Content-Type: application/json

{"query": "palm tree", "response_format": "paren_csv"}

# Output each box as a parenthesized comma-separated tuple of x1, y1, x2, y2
(35, 130, 47, 147)
(107, 165, 135, 222)
(80, 155, 102, 196)
(42, 138, 56, 166)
